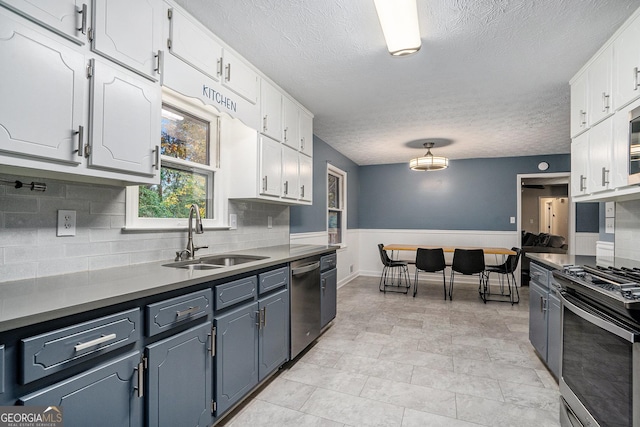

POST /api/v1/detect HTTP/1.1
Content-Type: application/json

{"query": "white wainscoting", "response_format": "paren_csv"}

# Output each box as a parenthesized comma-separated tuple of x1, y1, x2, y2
(290, 230, 359, 288)
(573, 233, 599, 255)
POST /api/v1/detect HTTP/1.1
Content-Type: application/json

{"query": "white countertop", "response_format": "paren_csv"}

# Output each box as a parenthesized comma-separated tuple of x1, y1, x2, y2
(0, 244, 337, 332)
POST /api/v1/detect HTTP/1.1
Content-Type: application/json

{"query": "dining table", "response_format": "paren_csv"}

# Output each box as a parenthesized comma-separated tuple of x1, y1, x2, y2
(382, 244, 516, 256)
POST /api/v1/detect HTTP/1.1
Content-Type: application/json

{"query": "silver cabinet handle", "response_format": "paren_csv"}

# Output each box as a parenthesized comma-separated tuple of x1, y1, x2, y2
(225, 63, 231, 82)
(579, 174, 587, 192)
(136, 358, 145, 398)
(284, 181, 288, 195)
(153, 145, 160, 170)
(74, 333, 117, 352)
(217, 58, 223, 77)
(262, 176, 268, 192)
(300, 136, 305, 151)
(284, 127, 288, 142)
(579, 110, 587, 127)
(77, 4, 87, 35)
(255, 310, 261, 328)
(602, 92, 610, 112)
(300, 185, 305, 198)
(635, 67, 639, 91)
(263, 115, 268, 132)
(74, 125, 84, 157)
(175, 306, 200, 320)
(154, 50, 163, 75)
(261, 307, 266, 328)
(322, 277, 326, 292)
(602, 167, 610, 186)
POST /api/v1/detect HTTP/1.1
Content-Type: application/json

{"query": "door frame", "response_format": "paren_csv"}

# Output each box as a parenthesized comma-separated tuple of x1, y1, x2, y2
(517, 173, 574, 254)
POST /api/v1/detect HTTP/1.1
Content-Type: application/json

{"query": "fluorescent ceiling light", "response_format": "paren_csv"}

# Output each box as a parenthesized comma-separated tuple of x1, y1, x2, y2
(374, 0, 421, 56)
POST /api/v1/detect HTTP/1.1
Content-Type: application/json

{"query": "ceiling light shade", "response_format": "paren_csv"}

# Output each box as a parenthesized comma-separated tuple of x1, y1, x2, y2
(374, 0, 421, 56)
(409, 142, 449, 171)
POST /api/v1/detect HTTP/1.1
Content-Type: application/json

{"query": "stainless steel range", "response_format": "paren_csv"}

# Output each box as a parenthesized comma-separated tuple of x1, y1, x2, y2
(553, 265, 640, 427)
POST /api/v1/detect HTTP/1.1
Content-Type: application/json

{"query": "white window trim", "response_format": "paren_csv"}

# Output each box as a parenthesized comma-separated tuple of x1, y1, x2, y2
(327, 163, 347, 248)
(124, 88, 229, 231)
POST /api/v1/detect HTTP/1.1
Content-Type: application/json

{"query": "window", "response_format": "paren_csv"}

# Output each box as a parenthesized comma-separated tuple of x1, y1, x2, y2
(327, 164, 347, 245)
(125, 88, 226, 229)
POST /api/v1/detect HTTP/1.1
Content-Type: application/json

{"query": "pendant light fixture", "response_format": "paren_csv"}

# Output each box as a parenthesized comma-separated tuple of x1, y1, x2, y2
(409, 142, 449, 171)
(374, 0, 421, 56)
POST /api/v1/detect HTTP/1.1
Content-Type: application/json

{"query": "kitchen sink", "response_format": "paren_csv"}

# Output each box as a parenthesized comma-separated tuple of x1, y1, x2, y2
(163, 254, 268, 269)
(198, 254, 269, 266)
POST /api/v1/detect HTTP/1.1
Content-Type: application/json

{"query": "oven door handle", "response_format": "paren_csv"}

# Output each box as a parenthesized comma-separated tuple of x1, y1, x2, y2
(561, 294, 639, 343)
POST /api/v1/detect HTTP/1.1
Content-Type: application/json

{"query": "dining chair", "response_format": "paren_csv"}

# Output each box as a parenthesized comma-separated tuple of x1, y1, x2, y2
(449, 249, 486, 301)
(377, 243, 411, 293)
(483, 247, 521, 304)
(413, 248, 447, 299)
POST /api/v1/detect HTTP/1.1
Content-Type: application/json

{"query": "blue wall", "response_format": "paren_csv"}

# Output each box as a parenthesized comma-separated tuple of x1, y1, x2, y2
(291, 144, 600, 234)
(290, 136, 360, 233)
(358, 155, 571, 231)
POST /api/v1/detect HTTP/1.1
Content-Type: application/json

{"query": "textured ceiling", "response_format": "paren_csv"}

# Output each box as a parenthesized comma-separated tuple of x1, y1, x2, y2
(174, 0, 639, 165)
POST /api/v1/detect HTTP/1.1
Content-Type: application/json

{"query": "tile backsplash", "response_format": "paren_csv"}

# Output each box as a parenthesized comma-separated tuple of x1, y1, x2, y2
(614, 199, 640, 261)
(0, 173, 289, 283)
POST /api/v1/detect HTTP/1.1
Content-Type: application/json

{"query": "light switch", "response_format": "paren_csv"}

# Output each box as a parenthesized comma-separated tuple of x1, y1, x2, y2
(509, 216, 515, 224)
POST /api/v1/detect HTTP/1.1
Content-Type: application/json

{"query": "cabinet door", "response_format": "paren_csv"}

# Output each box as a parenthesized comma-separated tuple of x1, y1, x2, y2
(19, 351, 142, 427)
(0, 0, 87, 44)
(222, 49, 258, 104)
(91, 0, 162, 80)
(588, 45, 613, 125)
(547, 292, 561, 378)
(299, 110, 313, 157)
(299, 154, 313, 202)
(282, 145, 299, 200)
(167, 6, 222, 81)
(321, 268, 337, 328)
(282, 96, 299, 149)
(147, 322, 212, 427)
(259, 136, 282, 197)
(528, 281, 548, 360)
(260, 80, 282, 141)
(570, 72, 589, 138)
(258, 288, 289, 381)
(0, 11, 84, 164)
(570, 132, 589, 196)
(614, 14, 640, 109)
(588, 117, 613, 192)
(89, 60, 160, 177)
(214, 302, 258, 417)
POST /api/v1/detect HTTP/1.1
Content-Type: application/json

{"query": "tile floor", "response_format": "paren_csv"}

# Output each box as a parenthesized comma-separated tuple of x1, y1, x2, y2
(221, 275, 560, 427)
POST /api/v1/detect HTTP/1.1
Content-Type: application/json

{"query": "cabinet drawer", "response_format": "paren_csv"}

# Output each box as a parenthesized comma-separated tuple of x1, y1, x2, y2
(146, 289, 212, 336)
(21, 308, 141, 384)
(258, 267, 288, 294)
(215, 276, 257, 310)
(529, 262, 550, 289)
(320, 253, 337, 272)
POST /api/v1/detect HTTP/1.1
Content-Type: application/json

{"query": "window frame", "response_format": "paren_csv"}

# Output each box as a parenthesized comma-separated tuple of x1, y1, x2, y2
(327, 163, 347, 247)
(124, 88, 228, 230)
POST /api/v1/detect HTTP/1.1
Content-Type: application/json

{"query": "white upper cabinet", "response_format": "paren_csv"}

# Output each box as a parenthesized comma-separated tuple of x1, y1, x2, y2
(298, 154, 312, 202)
(299, 110, 313, 157)
(614, 14, 640, 110)
(259, 136, 282, 197)
(571, 132, 590, 196)
(588, 45, 614, 126)
(281, 145, 299, 199)
(570, 72, 589, 138)
(260, 79, 283, 141)
(0, 0, 87, 44)
(0, 10, 85, 164)
(282, 96, 299, 150)
(91, 0, 163, 81)
(587, 117, 613, 193)
(88, 59, 159, 176)
(167, 6, 222, 82)
(221, 49, 259, 105)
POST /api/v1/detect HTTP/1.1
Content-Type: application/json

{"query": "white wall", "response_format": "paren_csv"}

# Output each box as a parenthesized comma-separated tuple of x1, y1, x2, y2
(615, 199, 640, 260)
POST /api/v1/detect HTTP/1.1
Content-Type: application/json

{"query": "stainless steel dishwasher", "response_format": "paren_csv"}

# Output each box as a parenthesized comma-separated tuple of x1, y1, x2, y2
(290, 255, 322, 359)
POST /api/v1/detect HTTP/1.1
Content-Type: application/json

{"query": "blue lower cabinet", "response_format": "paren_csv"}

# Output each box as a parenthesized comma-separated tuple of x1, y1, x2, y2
(146, 322, 213, 427)
(258, 288, 289, 382)
(19, 351, 143, 427)
(320, 269, 337, 328)
(214, 302, 259, 417)
(547, 291, 561, 378)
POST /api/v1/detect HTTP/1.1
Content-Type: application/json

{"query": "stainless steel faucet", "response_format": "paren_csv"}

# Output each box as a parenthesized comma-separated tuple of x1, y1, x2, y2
(176, 203, 208, 260)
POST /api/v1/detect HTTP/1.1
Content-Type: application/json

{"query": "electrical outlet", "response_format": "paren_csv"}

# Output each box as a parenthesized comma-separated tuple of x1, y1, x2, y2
(229, 214, 237, 230)
(267, 216, 273, 229)
(57, 210, 76, 236)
